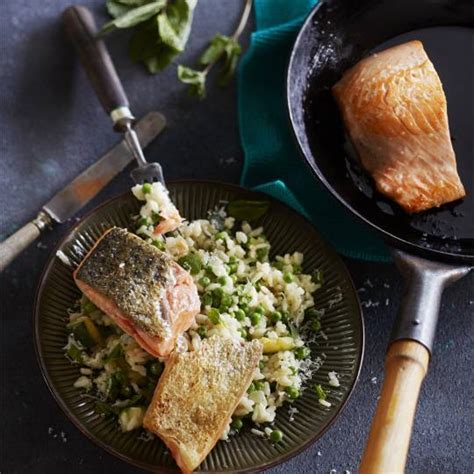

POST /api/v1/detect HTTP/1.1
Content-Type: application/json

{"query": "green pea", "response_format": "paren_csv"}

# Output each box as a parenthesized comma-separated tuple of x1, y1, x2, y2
(250, 311, 262, 326)
(283, 272, 294, 283)
(295, 346, 311, 360)
(253, 381, 264, 391)
(152, 240, 164, 250)
(178, 254, 202, 275)
(230, 418, 243, 431)
(247, 382, 256, 393)
(270, 429, 283, 443)
(259, 360, 265, 370)
(220, 294, 233, 310)
(218, 276, 227, 286)
(239, 328, 248, 339)
(270, 311, 282, 323)
(199, 276, 211, 287)
(197, 326, 207, 338)
(149, 362, 163, 377)
(231, 274, 238, 283)
(208, 308, 221, 325)
(311, 319, 321, 332)
(120, 385, 133, 398)
(212, 287, 224, 298)
(254, 305, 265, 314)
(240, 302, 249, 313)
(228, 256, 237, 264)
(285, 386, 300, 400)
(215, 231, 227, 241)
(202, 293, 213, 306)
(234, 309, 246, 321)
(82, 298, 97, 314)
(228, 263, 238, 274)
(137, 217, 149, 228)
(305, 307, 323, 319)
(142, 183, 152, 194)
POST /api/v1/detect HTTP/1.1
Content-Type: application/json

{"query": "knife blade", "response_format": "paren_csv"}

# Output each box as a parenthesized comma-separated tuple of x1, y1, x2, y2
(44, 111, 166, 223)
(0, 111, 166, 271)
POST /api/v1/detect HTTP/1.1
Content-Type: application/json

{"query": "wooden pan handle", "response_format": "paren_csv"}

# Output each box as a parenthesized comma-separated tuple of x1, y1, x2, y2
(360, 340, 430, 474)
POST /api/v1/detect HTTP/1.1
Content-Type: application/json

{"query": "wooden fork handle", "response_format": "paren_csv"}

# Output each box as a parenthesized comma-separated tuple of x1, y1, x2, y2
(62, 5, 133, 127)
(360, 340, 430, 474)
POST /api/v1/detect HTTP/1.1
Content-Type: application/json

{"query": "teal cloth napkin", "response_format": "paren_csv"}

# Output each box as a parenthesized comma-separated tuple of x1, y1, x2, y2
(238, 0, 390, 262)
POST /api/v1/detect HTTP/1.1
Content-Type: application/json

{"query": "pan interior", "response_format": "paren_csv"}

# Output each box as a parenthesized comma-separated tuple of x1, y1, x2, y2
(288, 0, 473, 262)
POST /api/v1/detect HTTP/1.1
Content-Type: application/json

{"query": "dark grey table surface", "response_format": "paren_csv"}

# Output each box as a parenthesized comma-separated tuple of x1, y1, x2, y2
(0, 1, 472, 473)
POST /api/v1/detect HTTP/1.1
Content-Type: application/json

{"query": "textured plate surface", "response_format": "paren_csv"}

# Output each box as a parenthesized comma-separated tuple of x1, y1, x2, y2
(35, 181, 363, 472)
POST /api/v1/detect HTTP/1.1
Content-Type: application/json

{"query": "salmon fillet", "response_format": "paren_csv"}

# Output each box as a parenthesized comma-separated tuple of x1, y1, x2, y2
(74, 228, 200, 358)
(143, 336, 263, 473)
(332, 40, 465, 213)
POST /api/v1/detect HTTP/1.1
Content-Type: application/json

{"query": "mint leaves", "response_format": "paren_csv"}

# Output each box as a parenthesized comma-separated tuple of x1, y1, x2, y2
(100, 0, 251, 98)
(101, 0, 197, 73)
(176, 34, 241, 98)
(101, 1, 167, 35)
(177, 66, 206, 98)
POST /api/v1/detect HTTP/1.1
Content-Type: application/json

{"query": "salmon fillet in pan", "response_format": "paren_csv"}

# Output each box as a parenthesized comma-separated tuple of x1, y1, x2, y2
(74, 228, 200, 358)
(332, 40, 466, 213)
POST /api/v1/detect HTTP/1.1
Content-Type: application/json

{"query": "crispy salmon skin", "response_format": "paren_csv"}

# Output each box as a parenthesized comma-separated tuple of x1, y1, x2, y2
(332, 40, 465, 213)
(143, 336, 263, 473)
(74, 228, 200, 358)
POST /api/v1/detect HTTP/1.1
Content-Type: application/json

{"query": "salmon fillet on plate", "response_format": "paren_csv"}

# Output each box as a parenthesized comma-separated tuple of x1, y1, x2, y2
(332, 40, 466, 213)
(74, 228, 200, 358)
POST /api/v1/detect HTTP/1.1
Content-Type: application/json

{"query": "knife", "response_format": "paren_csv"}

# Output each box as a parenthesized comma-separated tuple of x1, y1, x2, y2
(0, 111, 166, 272)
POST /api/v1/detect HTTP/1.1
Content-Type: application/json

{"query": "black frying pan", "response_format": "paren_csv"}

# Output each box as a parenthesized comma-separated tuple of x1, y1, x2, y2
(287, 0, 473, 471)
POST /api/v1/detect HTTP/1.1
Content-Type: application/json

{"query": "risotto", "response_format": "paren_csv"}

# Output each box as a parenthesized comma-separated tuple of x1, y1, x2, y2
(64, 183, 327, 439)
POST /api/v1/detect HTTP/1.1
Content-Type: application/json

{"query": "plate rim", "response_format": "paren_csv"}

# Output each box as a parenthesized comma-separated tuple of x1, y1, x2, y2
(33, 179, 364, 473)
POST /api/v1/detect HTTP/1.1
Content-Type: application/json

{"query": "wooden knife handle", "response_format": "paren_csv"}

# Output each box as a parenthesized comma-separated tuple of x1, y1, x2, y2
(62, 5, 131, 120)
(360, 340, 430, 474)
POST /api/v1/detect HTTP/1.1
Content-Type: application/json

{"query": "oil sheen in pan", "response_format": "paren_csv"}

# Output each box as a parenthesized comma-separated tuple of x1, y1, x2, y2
(305, 25, 473, 253)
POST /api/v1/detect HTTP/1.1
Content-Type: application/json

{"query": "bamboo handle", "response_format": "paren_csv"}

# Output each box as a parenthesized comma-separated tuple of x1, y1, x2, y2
(360, 340, 430, 474)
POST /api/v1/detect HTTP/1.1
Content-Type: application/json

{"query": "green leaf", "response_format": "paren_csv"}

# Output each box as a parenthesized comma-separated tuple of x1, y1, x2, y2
(227, 200, 270, 221)
(177, 65, 206, 98)
(315, 384, 327, 400)
(100, 0, 166, 35)
(217, 39, 241, 86)
(129, 18, 160, 63)
(117, 0, 152, 5)
(106, 0, 134, 18)
(199, 33, 228, 65)
(157, 0, 197, 53)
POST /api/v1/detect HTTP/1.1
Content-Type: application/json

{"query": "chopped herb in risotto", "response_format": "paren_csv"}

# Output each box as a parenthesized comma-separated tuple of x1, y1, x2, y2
(64, 183, 328, 438)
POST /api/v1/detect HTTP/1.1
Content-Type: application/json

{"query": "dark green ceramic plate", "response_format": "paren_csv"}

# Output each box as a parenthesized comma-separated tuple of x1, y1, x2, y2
(34, 181, 363, 472)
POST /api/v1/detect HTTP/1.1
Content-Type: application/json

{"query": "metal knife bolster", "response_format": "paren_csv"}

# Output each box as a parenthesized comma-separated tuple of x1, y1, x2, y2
(0, 111, 166, 272)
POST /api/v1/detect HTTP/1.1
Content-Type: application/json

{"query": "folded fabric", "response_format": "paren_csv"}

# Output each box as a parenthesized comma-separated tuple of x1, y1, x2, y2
(238, 0, 390, 262)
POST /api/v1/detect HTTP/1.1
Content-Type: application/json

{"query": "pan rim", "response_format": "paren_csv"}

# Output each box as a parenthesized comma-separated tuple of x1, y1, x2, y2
(34, 179, 365, 473)
(286, 0, 474, 264)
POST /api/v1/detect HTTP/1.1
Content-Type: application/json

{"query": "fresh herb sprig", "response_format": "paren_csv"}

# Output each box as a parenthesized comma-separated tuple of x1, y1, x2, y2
(100, 0, 252, 97)
(177, 0, 252, 98)
(101, 0, 198, 74)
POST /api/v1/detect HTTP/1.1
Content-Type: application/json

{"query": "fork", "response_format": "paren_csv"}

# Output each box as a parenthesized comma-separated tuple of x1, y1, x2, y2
(62, 5, 165, 185)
